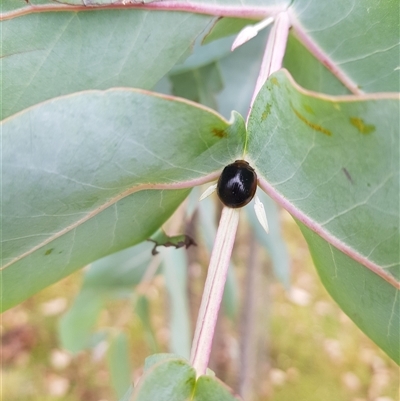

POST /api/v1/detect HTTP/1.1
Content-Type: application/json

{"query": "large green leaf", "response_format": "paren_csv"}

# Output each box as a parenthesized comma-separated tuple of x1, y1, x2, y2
(3, 0, 397, 94)
(193, 375, 242, 401)
(1, 10, 213, 118)
(283, 33, 351, 96)
(1, 0, 290, 14)
(1, 90, 246, 311)
(298, 222, 399, 364)
(131, 355, 241, 400)
(247, 70, 399, 361)
(131, 358, 196, 401)
(291, 0, 400, 92)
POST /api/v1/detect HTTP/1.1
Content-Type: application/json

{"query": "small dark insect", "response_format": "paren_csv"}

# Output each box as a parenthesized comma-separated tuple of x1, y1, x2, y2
(217, 160, 257, 208)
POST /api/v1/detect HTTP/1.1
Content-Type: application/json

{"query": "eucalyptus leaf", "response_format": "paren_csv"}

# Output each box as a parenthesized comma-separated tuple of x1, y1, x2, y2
(119, 385, 135, 401)
(1, 10, 213, 119)
(248, 70, 399, 361)
(298, 221, 400, 364)
(1, 90, 246, 311)
(58, 242, 153, 352)
(162, 248, 192, 359)
(170, 62, 224, 110)
(292, 0, 400, 92)
(143, 353, 183, 371)
(131, 358, 196, 401)
(107, 332, 133, 399)
(59, 289, 105, 352)
(193, 375, 242, 401)
(136, 296, 159, 354)
(283, 33, 350, 96)
(202, 17, 257, 45)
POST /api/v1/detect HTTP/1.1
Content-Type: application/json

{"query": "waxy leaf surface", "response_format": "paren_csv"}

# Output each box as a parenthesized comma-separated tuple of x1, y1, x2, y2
(131, 356, 241, 400)
(1, 10, 213, 118)
(1, 90, 246, 310)
(248, 71, 399, 361)
(292, 0, 399, 92)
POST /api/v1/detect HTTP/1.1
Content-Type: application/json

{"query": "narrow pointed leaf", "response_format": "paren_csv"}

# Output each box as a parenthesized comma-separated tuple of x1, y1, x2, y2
(162, 248, 192, 359)
(59, 242, 153, 352)
(59, 289, 105, 352)
(107, 332, 133, 399)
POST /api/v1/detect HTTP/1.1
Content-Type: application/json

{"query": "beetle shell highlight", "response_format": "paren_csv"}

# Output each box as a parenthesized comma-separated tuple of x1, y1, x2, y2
(217, 160, 257, 208)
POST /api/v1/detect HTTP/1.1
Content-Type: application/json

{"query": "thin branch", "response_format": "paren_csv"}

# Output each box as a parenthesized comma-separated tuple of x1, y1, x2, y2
(246, 11, 291, 124)
(190, 207, 240, 376)
(238, 230, 258, 398)
(1, 2, 285, 21)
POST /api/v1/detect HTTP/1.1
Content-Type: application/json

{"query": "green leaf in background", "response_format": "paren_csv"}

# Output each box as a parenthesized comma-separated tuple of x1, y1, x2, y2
(202, 17, 257, 45)
(193, 375, 242, 401)
(119, 385, 135, 401)
(143, 353, 182, 371)
(133, 355, 242, 400)
(1, 90, 246, 311)
(169, 20, 268, 119)
(59, 289, 105, 353)
(107, 332, 133, 399)
(170, 62, 224, 110)
(162, 248, 192, 359)
(1, 10, 213, 118)
(82, 242, 153, 291)
(248, 70, 399, 361)
(245, 191, 290, 288)
(59, 241, 153, 352)
(216, 28, 269, 119)
(131, 358, 196, 401)
(136, 295, 160, 354)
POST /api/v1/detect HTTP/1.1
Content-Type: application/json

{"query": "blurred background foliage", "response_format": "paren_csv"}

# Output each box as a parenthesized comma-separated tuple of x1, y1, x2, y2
(2, 198, 398, 401)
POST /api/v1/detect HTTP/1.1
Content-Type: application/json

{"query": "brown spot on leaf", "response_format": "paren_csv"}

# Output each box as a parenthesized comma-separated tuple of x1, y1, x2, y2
(261, 103, 272, 121)
(303, 104, 315, 115)
(350, 117, 375, 134)
(212, 128, 228, 138)
(270, 77, 280, 86)
(292, 105, 332, 136)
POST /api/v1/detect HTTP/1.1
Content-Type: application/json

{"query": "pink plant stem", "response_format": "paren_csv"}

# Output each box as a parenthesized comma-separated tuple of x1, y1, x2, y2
(190, 207, 239, 376)
(246, 11, 291, 124)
